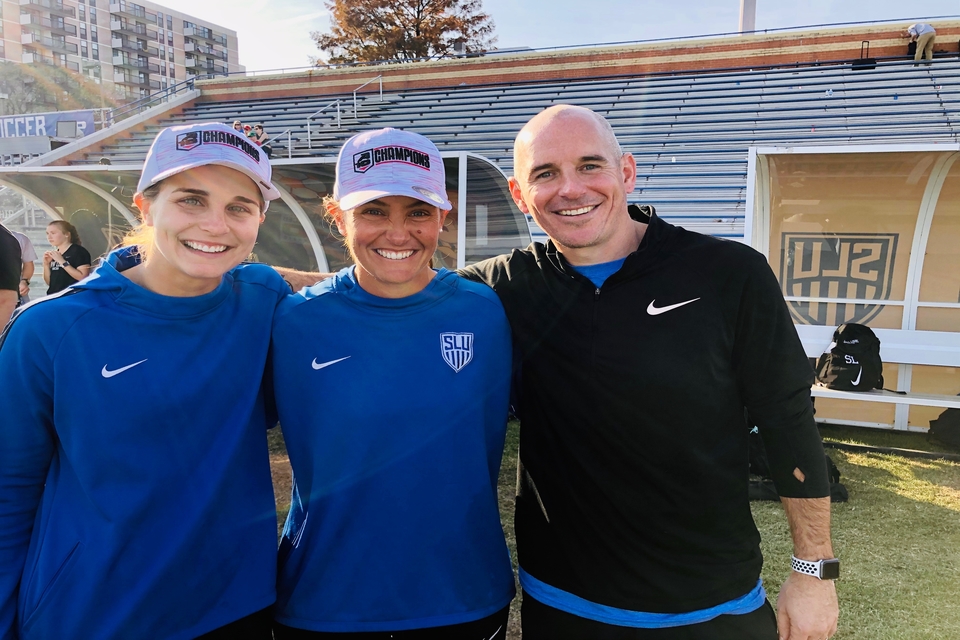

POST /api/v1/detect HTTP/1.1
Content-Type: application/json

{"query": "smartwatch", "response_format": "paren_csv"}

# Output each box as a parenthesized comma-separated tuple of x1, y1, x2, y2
(791, 555, 840, 580)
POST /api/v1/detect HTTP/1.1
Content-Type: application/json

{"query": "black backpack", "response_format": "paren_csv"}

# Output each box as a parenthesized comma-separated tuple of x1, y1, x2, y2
(930, 406, 960, 448)
(815, 323, 883, 391)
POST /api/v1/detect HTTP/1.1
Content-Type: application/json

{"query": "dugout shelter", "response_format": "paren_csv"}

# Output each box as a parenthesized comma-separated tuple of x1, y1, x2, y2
(748, 145, 960, 431)
(0, 153, 529, 273)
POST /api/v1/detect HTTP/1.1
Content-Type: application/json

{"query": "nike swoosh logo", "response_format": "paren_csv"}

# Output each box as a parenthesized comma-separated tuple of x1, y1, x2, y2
(852, 366, 862, 386)
(312, 356, 351, 370)
(647, 297, 701, 316)
(101, 359, 148, 378)
(486, 626, 503, 640)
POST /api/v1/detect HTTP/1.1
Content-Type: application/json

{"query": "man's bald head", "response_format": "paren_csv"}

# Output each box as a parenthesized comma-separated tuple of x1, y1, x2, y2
(506, 104, 640, 264)
(513, 105, 622, 180)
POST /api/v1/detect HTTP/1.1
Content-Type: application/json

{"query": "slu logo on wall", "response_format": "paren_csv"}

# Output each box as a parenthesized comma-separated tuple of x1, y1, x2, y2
(780, 233, 898, 326)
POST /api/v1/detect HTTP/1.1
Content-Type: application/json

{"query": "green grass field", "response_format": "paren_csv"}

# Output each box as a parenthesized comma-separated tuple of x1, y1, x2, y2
(269, 422, 960, 639)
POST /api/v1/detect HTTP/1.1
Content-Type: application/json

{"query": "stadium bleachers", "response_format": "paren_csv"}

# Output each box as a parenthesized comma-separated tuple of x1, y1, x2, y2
(74, 58, 960, 240)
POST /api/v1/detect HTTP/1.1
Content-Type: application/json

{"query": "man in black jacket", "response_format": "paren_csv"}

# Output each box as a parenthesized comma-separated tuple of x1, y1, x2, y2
(461, 105, 838, 640)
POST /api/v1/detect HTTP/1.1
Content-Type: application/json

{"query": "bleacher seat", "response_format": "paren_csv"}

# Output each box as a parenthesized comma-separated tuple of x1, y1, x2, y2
(76, 58, 960, 241)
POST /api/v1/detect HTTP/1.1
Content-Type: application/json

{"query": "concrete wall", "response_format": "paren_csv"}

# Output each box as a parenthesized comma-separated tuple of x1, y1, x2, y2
(195, 20, 960, 103)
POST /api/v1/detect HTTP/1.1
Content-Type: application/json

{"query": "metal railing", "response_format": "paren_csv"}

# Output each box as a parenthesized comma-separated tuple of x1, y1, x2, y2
(106, 77, 197, 124)
(276, 128, 294, 159)
(307, 100, 340, 149)
(353, 75, 382, 118)
(20, 0, 75, 17)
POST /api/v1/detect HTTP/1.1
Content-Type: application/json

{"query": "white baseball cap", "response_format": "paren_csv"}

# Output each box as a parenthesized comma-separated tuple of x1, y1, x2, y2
(137, 122, 281, 210)
(334, 128, 452, 211)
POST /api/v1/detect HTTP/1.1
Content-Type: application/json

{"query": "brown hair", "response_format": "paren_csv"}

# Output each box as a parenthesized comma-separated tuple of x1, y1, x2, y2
(321, 194, 340, 225)
(48, 219, 82, 245)
(120, 181, 162, 262)
(322, 195, 348, 257)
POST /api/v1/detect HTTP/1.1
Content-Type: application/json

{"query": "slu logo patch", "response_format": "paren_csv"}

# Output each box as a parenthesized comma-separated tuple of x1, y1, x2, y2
(440, 332, 473, 372)
(781, 232, 898, 326)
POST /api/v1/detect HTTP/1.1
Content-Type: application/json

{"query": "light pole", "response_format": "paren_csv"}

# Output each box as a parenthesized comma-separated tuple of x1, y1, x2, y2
(739, 0, 756, 33)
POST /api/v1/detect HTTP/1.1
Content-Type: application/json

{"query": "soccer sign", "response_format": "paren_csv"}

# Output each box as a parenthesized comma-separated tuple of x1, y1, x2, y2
(440, 333, 473, 372)
(780, 232, 898, 326)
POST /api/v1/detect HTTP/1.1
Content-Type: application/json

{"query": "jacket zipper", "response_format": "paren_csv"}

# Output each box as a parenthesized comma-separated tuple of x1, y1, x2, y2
(592, 287, 601, 368)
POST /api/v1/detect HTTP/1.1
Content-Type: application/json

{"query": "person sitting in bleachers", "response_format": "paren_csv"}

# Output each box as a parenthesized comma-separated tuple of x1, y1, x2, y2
(253, 124, 273, 159)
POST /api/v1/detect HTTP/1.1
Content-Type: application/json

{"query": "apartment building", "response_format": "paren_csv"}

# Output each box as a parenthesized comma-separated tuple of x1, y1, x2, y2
(0, 0, 243, 100)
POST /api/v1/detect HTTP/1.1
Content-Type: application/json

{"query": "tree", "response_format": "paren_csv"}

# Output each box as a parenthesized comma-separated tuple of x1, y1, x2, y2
(312, 0, 496, 64)
(0, 62, 118, 115)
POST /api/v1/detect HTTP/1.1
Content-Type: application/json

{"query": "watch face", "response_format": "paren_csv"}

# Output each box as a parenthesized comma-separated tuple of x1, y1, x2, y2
(821, 559, 840, 580)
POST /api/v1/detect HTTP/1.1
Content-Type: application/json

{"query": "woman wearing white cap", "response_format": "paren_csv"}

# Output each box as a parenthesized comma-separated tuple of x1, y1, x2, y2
(271, 128, 515, 639)
(0, 122, 287, 639)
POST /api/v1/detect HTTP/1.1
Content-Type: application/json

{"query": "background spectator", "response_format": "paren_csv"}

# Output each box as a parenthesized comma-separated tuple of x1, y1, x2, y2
(253, 124, 273, 158)
(11, 230, 36, 306)
(43, 220, 92, 295)
(0, 223, 20, 326)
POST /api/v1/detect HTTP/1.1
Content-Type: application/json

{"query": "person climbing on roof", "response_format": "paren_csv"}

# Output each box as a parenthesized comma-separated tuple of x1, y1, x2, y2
(906, 23, 936, 65)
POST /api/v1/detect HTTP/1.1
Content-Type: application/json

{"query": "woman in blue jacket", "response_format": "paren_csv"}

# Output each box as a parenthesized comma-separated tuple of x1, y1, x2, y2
(271, 128, 515, 639)
(0, 122, 288, 640)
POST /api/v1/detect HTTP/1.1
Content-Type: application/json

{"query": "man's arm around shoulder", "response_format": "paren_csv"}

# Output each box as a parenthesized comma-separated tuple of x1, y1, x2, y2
(457, 251, 528, 290)
(272, 266, 333, 292)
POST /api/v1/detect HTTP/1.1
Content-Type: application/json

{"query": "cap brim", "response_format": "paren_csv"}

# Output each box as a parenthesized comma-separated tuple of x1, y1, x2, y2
(339, 185, 452, 211)
(140, 158, 282, 207)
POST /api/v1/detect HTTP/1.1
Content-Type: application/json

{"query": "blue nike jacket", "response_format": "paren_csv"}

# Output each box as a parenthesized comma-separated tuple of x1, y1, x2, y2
(0, 249, 288, 640)
(272, 267, 516, 632)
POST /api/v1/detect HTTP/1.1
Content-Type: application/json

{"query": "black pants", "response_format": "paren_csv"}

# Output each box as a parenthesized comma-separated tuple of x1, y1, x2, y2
(195, 606, 273, 639)
(273, 604, 510, 639)
(521, 594, 778, 640)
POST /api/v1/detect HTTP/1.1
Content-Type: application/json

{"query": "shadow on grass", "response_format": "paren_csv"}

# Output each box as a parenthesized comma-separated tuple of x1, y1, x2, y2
(271, 422, 960, 639)
(754, 449, 960, 640)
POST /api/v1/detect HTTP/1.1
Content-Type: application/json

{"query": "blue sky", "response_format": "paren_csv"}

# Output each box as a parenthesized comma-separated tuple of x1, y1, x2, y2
(155, 0, 959, 72)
